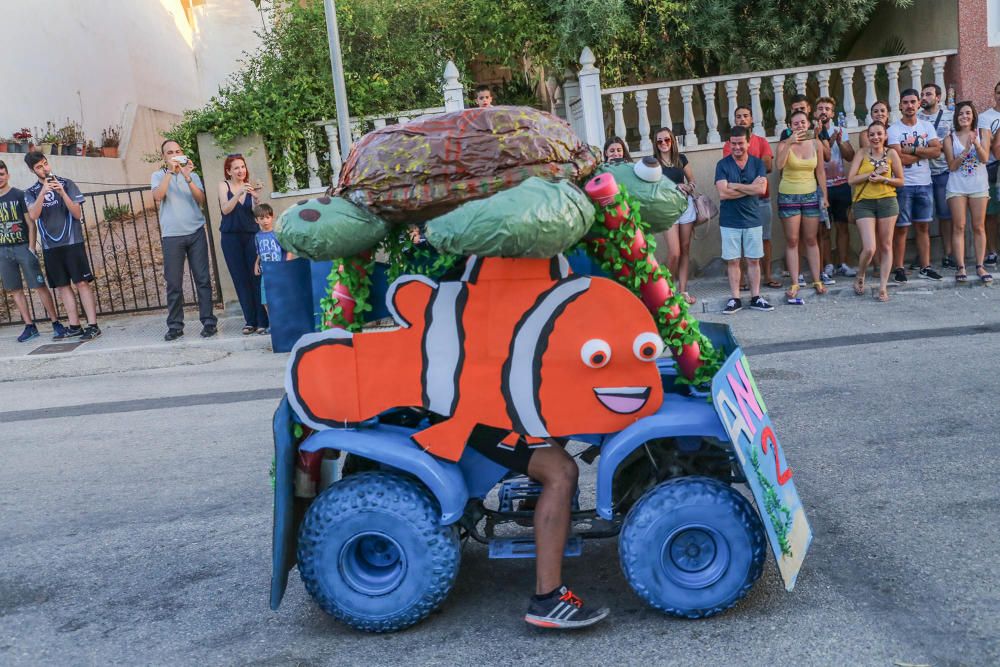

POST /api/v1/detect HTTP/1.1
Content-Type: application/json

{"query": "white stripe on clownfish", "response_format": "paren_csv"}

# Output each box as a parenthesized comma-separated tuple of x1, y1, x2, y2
(502, 275, 591, 437)
(421, 280, 468, 416)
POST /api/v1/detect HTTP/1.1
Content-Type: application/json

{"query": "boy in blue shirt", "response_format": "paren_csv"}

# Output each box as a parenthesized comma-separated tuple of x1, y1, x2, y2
(253, 204, 292, 333)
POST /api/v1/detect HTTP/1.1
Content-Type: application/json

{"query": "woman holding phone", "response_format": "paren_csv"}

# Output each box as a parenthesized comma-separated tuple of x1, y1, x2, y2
(777, 110, 828, 304)
(218, 154, 266, 334)
(944, 101, 993, 284)
(848, 121, 905, 302)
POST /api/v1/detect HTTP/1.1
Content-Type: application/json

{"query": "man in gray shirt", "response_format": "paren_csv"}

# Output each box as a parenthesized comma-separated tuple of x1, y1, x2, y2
(152, 140, 217, 340)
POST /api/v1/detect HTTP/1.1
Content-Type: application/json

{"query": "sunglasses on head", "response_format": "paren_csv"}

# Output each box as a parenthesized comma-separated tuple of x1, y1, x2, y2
(227, 153, 243, 158)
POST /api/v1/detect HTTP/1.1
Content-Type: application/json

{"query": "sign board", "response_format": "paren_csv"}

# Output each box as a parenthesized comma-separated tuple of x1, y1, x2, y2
(712, 350, 812, 590)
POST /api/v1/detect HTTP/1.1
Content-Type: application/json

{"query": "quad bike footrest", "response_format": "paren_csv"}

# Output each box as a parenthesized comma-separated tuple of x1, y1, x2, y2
(497, 477, 580, 512)
(488, 535, 583, 560)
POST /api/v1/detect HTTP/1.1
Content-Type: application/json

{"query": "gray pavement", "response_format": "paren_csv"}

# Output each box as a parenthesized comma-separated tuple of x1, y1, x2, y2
(1, 285, 999, 666)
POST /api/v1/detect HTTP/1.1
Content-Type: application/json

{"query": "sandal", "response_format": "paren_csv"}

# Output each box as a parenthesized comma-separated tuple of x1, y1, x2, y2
(876, 288, 889, 302)
(955, 266, 968, 283)
(976, 265, 994, 284)
(766, 279, 783, 289)
(241, 325, 256, 335)
(812, 281, 828, 295)
(682, 292, 697, 305)
(853, 277, 865, 296)
(785, 284, 804, 305)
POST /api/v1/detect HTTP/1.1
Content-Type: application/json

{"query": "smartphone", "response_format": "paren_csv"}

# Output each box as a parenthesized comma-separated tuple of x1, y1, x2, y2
(802, 130, 815, 141)
(46, 175, 57, 183)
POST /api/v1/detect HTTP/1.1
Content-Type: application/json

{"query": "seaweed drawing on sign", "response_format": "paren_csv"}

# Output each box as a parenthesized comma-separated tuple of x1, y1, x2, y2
(750, 445, 793, 557)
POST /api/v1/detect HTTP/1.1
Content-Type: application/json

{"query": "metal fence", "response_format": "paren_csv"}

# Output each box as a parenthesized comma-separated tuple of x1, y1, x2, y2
(0, 186, 223, 326)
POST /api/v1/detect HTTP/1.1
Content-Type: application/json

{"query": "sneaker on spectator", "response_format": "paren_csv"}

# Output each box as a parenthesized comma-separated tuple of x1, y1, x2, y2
(985, 252, 998, 267)
(918, 266, 943, 281)
(17, 324, 39, 343)
(892, 268, 908, 284)
(941, 255, 957, 269)
(80, 324, 102, 341)
(836, 263, 858, 277)
(52, 321, 73, 340)
(820, 272, 836, 285)
(823, 263, 835, 277)
(749, 295, 774, 311)
(797, 274, 806, 286)
(722, 298, 742, 314)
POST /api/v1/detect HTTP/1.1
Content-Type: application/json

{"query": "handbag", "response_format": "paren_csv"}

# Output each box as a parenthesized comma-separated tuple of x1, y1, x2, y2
(692, 189, 718, 226)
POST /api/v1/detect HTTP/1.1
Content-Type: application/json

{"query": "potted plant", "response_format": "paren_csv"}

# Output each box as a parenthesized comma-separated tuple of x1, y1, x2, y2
(101, 124, 121, 158)
(12, 128, 32, 153)
(37, 122, 59, 155)
(0, 137, 8, 153)
(58, 121, 83, 156)
(85, 140, 100, 157)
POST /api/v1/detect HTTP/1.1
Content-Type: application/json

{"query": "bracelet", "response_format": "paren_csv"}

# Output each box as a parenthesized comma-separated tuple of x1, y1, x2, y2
(185, 178, 193, 184)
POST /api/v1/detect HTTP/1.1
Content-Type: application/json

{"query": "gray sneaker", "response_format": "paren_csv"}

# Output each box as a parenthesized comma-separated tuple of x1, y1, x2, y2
(820, 271, 836, 285)
(524, 586, 609, 630)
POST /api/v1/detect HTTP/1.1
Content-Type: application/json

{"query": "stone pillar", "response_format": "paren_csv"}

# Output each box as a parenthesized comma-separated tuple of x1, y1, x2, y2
(442, 61, 465, 112)
(951, 0, 1000, 111)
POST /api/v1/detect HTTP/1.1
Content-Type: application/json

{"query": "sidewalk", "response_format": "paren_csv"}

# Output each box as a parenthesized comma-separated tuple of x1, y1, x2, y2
(0, 307, 272, 382)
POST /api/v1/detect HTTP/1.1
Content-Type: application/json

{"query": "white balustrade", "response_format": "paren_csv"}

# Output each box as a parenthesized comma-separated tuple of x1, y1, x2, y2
(749, 77, 765, 137)
(657, 87, 672, 135)
(577, 46, 606, 148)
(611, 92, 626, 141)
(932, 56, 947, 92)
(886, 61, 902, 123)
(635, 90, 652, 153)
(725, 80, 739, 128)
(702, 82, 721, 144)
(863, 64, 878, 124)
(681, 85, 697, 147)
(841, 67, 858, 127)
(305, 130, 322, 189)
(908, 58, 924, 93)
(441, 61, 464, 113)
(772, 74, 787, 134)
(817, 69, 831, 99)
(283, 144, 299, 191)
(323, 123, 342, 186)
(372, 118, 386, 130)
(794, 72, 809, 96)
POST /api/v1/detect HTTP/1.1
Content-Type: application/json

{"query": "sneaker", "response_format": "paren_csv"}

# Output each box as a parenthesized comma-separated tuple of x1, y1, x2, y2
(722, 298, 742, 314)
(63, 324, 84, 338)
(820, 271, 836, 285)
(80, 324, 101, 341)
(257, 327, 270, 335)
(892, 268, 908, 284)
(918, 266, 942, 281)
(984, 252, 998, 267)
(749, 295, 774, 311)
(51, 320, 68, 340)
(797, 274, 807, 286)
(908, 262, 919, 270)
(17, 324, 39, 343)
(836, 263, 858, 277)
(524, 586, 609, 630)
(164, 329, 184, 341)
(942, 255, 957, 269)
(200, 324, 217, 338)
(823, 263, 835, 277)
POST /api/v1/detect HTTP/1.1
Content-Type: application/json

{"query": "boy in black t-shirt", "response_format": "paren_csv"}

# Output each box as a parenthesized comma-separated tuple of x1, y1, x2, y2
(0, 160, 64, 341)
(24, 151, 101, 341)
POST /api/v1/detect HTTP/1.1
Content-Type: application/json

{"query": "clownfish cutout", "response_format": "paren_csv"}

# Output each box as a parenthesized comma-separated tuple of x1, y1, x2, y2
(285, 255, 665, 462)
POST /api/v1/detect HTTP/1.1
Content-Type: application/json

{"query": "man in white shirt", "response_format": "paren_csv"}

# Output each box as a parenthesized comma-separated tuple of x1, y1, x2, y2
(916, 83, 955, 268)
(887, 88, 943, 283)
(978, 81, 1000, 267)
(816, 96, 856, 277)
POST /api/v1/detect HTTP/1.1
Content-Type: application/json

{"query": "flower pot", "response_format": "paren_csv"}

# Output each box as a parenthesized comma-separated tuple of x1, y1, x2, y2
(0, 143, 7, 153)
(16, 141, 28, 153)
(51, 143, 61, 155)
(75, 142, 84, 156)
(39, 142, 52, 155)
(101, 146, 119, 158)
(61, 143, 73, 155)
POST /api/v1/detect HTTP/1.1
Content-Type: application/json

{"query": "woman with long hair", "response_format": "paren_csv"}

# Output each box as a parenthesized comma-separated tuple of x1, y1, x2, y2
(944, 101, 994, 284)
(217, 154, 266, 334)
(860, 101, 890, 149)
(847, 121, 905, 302)
(653, 127, 698, 303)
(603, 136, 633, 164)
(777, 110, 828, 304)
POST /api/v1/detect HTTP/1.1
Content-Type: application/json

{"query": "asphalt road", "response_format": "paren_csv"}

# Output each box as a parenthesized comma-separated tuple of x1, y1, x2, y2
(2, 286, 999, 666)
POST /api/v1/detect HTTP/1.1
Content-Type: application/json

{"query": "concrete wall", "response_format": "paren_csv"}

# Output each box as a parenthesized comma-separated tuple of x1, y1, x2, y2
(191, 1, 267, 103)
(845, 0, 959, 59)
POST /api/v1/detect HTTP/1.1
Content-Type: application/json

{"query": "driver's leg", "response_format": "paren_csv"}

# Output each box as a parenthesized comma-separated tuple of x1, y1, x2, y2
(526, 444, 576, 594)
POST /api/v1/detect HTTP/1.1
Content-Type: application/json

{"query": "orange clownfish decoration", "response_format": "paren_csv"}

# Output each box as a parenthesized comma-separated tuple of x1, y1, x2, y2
(286, 255, 665, 461)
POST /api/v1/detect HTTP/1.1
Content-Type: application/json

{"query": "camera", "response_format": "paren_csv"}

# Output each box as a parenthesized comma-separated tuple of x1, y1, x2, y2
(172, 156, 189, 166)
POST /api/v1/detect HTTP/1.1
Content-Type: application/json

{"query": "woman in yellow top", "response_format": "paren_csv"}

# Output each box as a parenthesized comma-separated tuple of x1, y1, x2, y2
(847, 121, 904, 302)
(777, 110, 828, 304)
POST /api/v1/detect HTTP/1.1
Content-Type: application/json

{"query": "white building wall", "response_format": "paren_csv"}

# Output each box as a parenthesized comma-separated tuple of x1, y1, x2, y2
(192, 1, 268, 102)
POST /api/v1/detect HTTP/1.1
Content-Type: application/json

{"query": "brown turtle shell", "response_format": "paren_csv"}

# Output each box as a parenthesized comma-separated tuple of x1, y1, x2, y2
(334, 106, 600, 223)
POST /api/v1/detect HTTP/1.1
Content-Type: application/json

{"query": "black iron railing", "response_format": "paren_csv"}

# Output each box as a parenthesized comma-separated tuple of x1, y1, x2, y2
(0, 186, 223, 326)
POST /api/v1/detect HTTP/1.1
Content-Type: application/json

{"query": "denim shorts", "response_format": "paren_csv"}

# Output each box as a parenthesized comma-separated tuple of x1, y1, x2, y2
(721, 225, 764, 260)
(896, 184, 934, 227)
(0, 244, 46, 291)
(852, 197, 899, 220)
(931, 172, 951, 220)
(777, 191, 821, 219)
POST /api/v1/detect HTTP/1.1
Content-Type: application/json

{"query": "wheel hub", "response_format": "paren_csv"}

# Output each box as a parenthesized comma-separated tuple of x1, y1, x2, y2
(339, 531, 406, 596)
(660, 525, 730, 589)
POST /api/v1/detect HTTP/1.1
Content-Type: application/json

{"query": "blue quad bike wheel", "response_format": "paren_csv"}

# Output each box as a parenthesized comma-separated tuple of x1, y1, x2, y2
(296, 472, 461, 632)
(619, 476, 767, 618)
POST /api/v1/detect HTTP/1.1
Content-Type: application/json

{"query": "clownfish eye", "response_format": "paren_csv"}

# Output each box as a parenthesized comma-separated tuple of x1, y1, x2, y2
(633, 332, 663, 361)
(580, 339, 612, 368)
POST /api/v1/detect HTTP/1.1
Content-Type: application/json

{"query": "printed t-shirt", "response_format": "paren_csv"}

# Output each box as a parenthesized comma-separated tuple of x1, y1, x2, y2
(0, 188, 30, 245)
(723, 134, 773, 197)
(821, 124, 852, 186)
(916, 107, 954, 175)
(887, 119, 938, 186)
(977, 108, 1000, 166)
(255, 230, 285, 263)
(714, 155, 766, 229)
(24, 177, 86, 250)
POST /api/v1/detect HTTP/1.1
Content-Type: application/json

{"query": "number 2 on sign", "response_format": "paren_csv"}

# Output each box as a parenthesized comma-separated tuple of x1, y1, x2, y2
(760, 426, 792, 485)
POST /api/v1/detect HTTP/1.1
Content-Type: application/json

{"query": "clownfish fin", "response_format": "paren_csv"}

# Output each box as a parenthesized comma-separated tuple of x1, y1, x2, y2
(385, 274, 437, 328)
(286, 328, 359, 430)
(500, 431, 520, 447)
(411, 417, 477, 462)
(522, 435, 546, 445)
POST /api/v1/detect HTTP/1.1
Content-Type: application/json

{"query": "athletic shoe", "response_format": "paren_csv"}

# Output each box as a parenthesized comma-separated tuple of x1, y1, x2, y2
(892, 268, 908, 284)
(918, 266, 942, 281)
(797, 274, 807, 286)
(984, 252, 998, 267)
(524, 586, 609, 630)
(749, 295, 774, 311)
(820, 272, 836, 285)
(823, 263, 835, 277)
(17, 324, 39, 343)
(200, 325, 217, 338)
(51, 320, 68, 340)
(941, 255, 957, 269)
(80, 324, 102, 341)
(164, 329, 184, 341)
(722, 298, 742, 314)
(836, 263, 858, 277)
